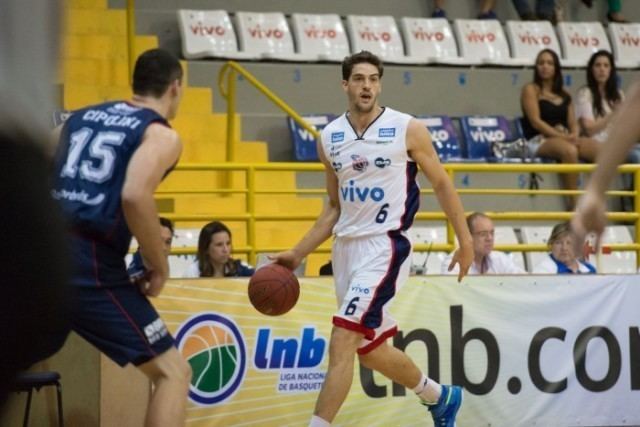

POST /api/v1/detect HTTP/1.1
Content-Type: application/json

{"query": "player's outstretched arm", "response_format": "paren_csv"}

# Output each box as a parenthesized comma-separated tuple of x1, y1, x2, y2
(122, 123, 182, 296)
(406, 119, 473, 281)
(271, 138, 340, 271)
(573, 82, 640, 241)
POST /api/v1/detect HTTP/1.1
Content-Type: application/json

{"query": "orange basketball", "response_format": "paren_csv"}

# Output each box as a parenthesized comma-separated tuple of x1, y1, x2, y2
(248, 263, 300, 316)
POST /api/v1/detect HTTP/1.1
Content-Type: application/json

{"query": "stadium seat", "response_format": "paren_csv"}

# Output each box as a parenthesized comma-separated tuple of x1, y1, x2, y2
(495, 226, 526, 271)
(234, 11, 318, 61)
(505, 20, 560, 65)
(170, 228, 199, 277)
(453, 19, 531, 67)
(290, 13, 350, 62)
(346, 15, 428, 64)
(520, 225, 552, 272)
(408, 226, 448, 275)
(607, 23, 640, 69)
(415, 116, 463, 161)
(556, 22, 611, 68)
(399, 17, 473, 65)
(177, 10, 258, 60)
(585, 226, 637, 274)
(460, 115, 520, 161)
(52, 110, 72, 127)
(288, 114, 334, 161)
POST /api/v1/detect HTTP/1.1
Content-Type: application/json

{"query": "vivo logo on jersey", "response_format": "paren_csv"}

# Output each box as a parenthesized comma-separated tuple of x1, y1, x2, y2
(470, 129, 505, 142)
(331, 132, 345, 143)
(378, 128, 396, 138)
(340, 180, 385, 203)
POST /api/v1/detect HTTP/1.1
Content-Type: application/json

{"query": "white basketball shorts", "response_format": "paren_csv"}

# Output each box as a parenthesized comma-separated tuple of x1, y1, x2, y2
(331, 231, 412, 354)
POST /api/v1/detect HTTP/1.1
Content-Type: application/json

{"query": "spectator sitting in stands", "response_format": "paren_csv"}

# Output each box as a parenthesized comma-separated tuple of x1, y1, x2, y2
(580, 0, 628, 23)
(183, 221, 254, 278)
(533, 222, 596, 274)
(441, 212, 525, 275)
(521, 48, 598, 211)
(576, 51, 625, 146)
(128, 217, 174, 281)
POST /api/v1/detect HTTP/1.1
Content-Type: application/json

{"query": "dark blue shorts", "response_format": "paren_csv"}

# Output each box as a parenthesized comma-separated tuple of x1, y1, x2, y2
(71, 285, 175, 367)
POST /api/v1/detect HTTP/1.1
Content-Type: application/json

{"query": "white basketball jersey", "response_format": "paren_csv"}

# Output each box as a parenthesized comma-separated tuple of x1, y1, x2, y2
(320, 107, 420, 238)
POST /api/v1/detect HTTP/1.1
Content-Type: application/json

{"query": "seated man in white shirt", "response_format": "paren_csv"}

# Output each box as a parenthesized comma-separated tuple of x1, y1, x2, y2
(441, 212, 525, 275)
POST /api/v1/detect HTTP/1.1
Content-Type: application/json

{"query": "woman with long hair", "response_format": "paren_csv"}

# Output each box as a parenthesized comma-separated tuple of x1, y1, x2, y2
(576, 50, 624, 143)
(521, 48, 598, 210)
(183, 221, 254, 278)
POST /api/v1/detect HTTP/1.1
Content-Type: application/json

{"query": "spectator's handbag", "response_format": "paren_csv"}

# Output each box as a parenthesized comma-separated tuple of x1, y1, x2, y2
(492, 138, 533, 162)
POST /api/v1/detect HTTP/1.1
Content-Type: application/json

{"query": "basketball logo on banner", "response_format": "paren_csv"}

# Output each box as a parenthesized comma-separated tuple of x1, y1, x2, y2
(175, 312, 247, 405)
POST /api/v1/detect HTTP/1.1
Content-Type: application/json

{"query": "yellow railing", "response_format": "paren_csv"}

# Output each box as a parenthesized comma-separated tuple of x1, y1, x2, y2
(159, 162, 640, 268)
(217, 61, 319, 161)
(126, 0, 136, 84)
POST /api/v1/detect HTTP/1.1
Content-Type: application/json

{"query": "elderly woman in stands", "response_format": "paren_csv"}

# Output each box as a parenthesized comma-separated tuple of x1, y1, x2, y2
(532, 222, 596, 274)
(521, 48, 598, 210)
(183, 221, 255, 278)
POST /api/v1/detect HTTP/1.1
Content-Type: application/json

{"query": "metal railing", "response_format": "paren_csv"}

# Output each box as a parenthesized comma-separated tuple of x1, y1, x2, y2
(217, 61, 319, 162)
(158, 162, 640, 267)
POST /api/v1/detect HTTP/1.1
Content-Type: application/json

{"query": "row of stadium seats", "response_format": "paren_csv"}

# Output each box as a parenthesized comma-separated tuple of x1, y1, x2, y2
(410, 225, 637, 274)
(288, 114, 528, 162)
(131, 225, 636, 277)
(178, 10, 640, 68)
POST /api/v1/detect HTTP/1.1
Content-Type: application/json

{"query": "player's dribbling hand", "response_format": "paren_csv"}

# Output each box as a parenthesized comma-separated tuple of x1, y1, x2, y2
(269, 250, 303, 271)
(448, 243, 473, 282)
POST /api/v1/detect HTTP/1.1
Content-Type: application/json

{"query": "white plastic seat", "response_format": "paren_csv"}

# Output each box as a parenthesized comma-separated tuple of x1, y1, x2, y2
(520, 225, 552, 272)
(586, 226, 637, 274)
(556, 22, 611, 68)
(291, 13, 350, 62)
(346, 15, 428, 65)
(505, 20, 560, 66)
(408, 226, 448, 275)
(400, 17, 474, 65)
(177, 10, 257, 60)
(495, 226, 526, 271)
(235, 11, 318, 62)
(607, 23, 640, 69)
(454, 19, 531, 67)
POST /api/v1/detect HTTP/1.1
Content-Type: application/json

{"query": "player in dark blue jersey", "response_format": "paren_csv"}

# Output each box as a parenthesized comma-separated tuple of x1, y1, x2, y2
(52, 49, 191, 426)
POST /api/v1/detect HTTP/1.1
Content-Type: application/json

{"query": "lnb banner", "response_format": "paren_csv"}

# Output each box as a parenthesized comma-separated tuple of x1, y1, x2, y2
(154, 275, 640, 427)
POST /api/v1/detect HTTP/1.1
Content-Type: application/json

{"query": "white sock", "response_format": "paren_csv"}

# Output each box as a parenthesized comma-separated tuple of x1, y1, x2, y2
(309, 415, 331, 427)
(413, 373, 442, 404)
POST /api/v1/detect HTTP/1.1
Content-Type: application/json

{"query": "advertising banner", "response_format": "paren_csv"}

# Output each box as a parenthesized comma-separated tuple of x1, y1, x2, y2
(154, 275, 640, 426)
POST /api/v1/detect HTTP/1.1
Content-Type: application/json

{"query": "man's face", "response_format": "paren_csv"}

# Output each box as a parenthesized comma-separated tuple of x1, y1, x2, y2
(160, 225, 173, 257)
(471, 216, 495, 258)
(342, 62, 382, 114)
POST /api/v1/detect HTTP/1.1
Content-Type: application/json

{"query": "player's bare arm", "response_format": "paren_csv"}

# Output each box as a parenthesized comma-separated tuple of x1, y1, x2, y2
(273, 137, 340, 270)
(406, 119, 473, 281)
(122, 123, 182, 295)
(573, 82, 640, 241)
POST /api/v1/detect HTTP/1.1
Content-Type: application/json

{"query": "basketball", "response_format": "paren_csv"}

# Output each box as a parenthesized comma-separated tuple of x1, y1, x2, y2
(248, 263, 300, 316)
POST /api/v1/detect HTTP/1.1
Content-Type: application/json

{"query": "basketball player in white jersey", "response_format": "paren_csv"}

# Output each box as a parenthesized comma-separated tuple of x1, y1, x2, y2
(272, 51, 473, 427)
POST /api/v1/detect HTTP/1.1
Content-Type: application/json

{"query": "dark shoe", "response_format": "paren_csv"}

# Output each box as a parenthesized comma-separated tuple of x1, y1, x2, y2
(581, 0, 593, 8)
(477, 10, 498, 20)
(432, 8, 447, 18)
(521, 12, 538, 20)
